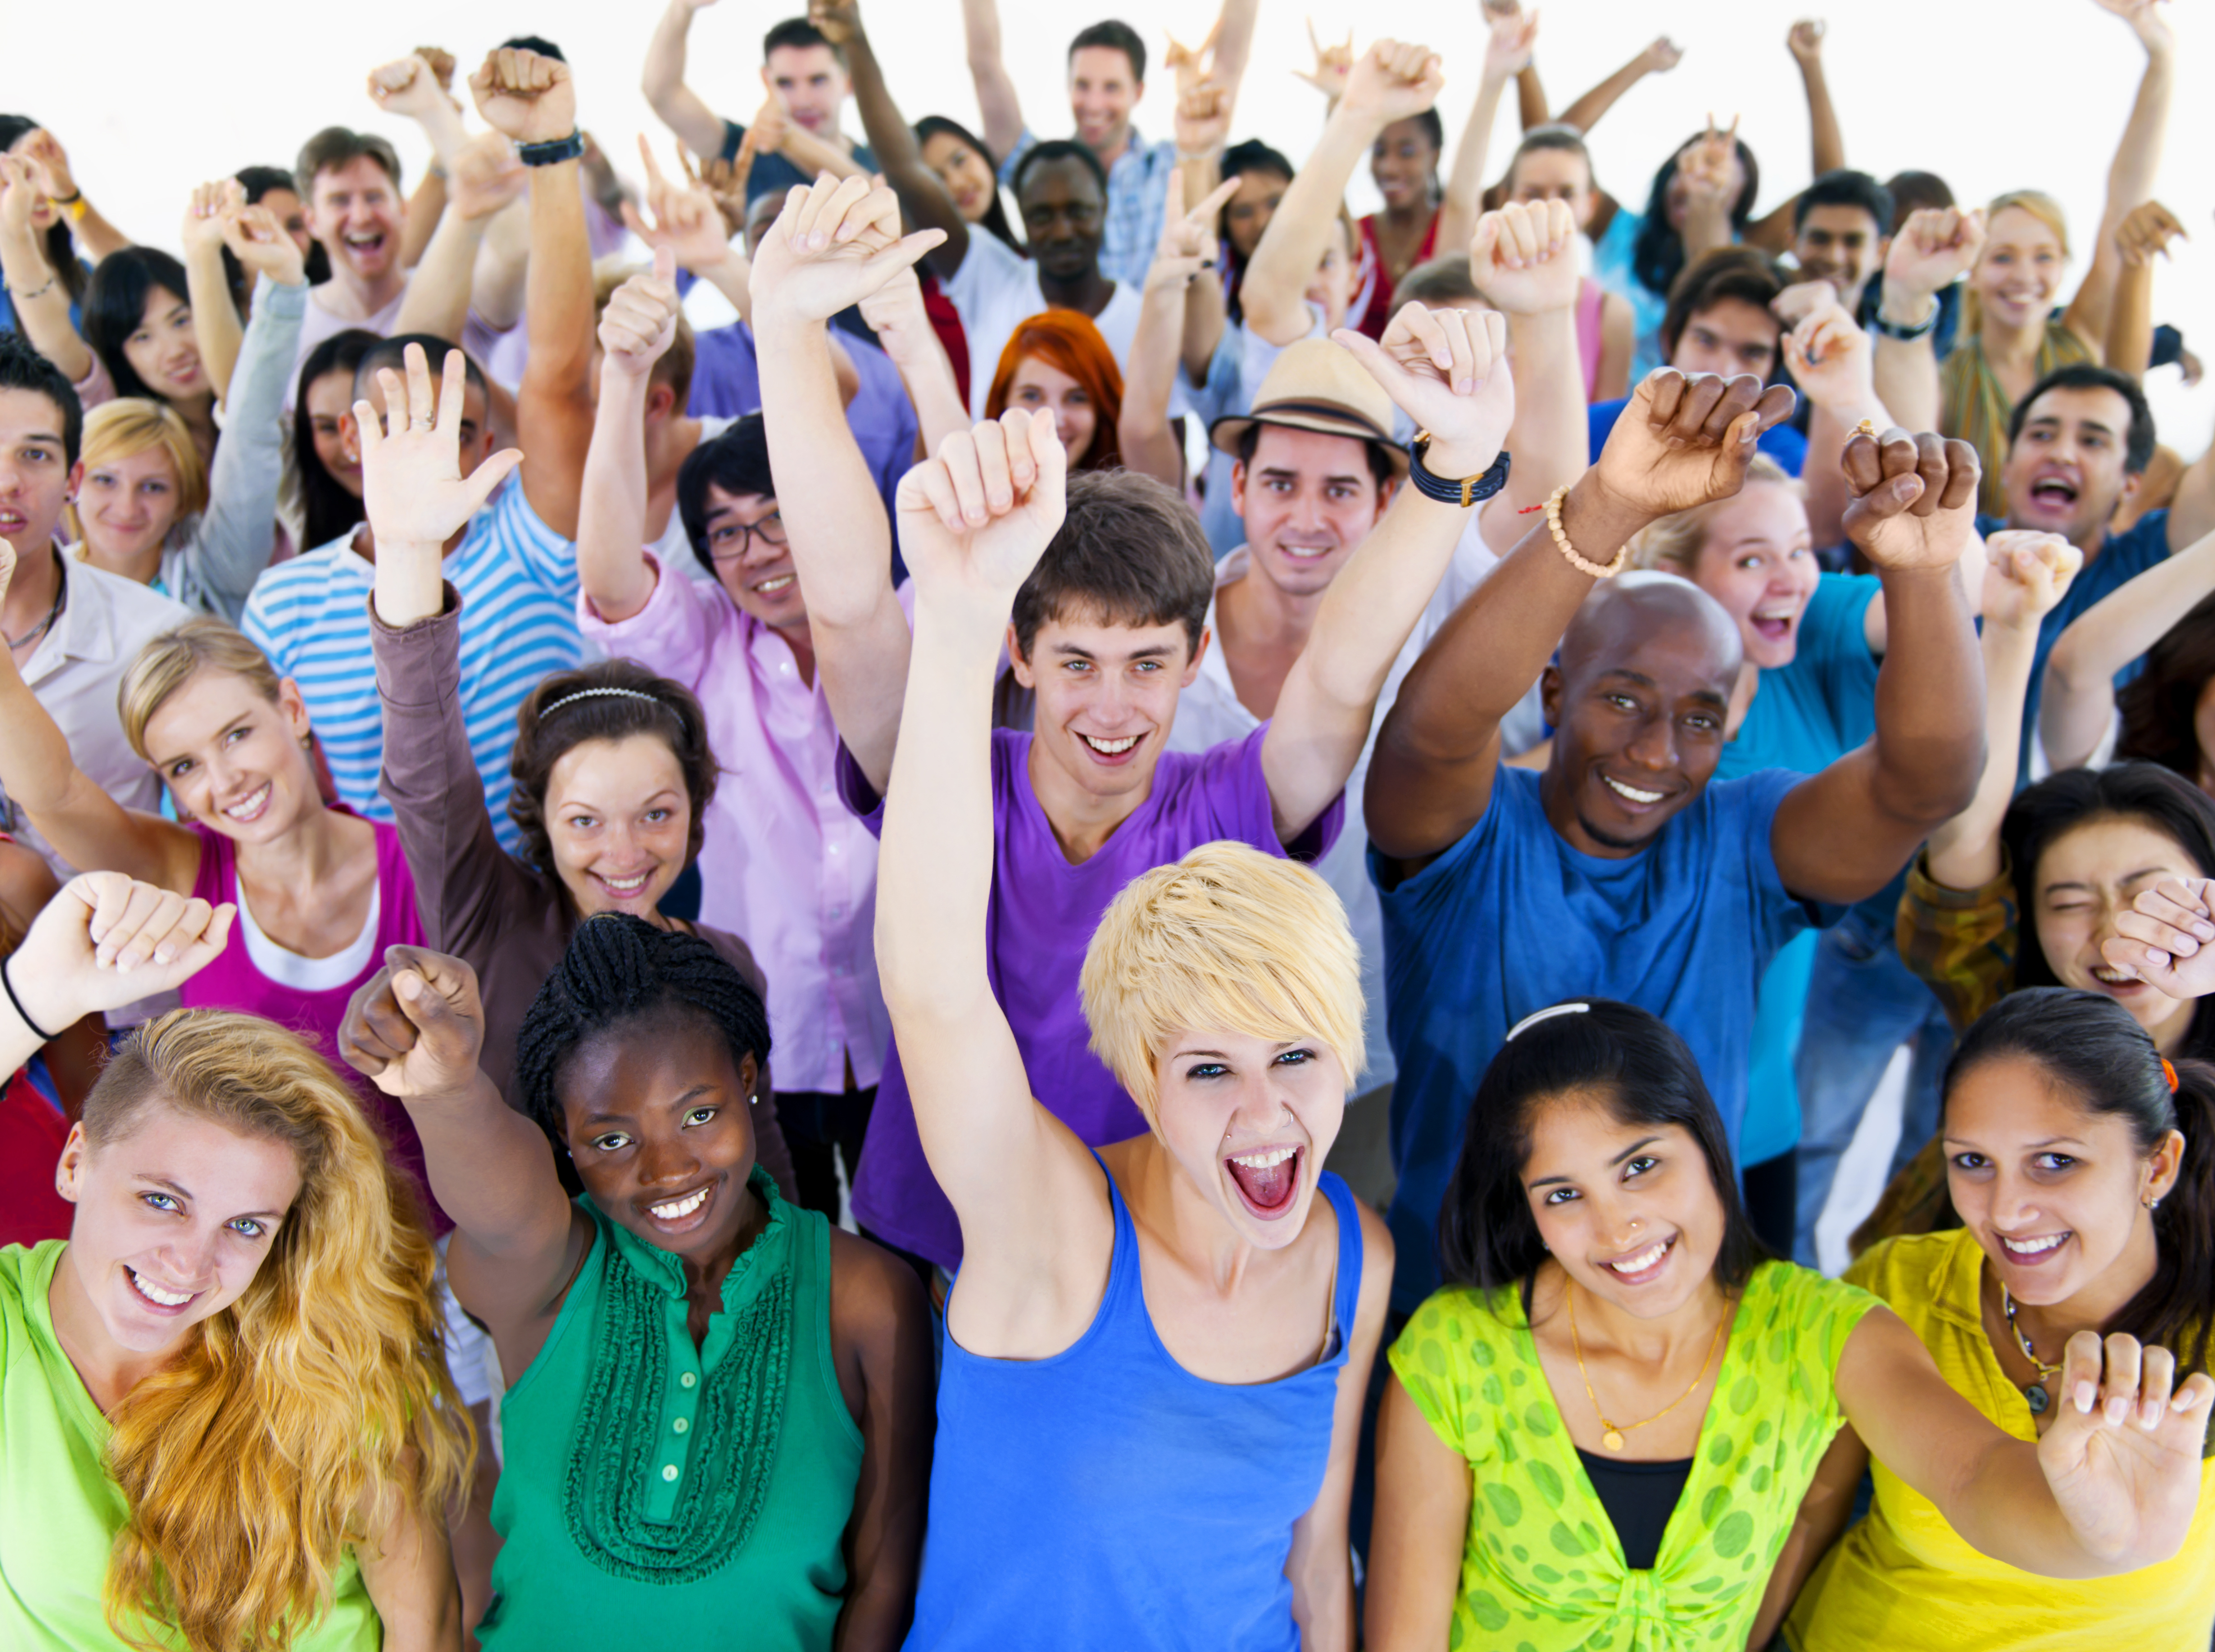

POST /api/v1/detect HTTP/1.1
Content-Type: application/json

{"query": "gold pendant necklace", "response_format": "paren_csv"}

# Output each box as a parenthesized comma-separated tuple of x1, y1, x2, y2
(1567, 1277, 1730, 1452)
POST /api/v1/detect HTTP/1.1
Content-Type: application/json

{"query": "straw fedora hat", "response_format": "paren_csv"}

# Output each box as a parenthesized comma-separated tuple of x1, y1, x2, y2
(1207, 338, 1407, 476)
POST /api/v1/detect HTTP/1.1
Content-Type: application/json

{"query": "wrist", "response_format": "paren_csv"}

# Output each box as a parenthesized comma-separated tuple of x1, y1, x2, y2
(1, 956, 63, 1044)
(1877, 280, 1939, 329)
(1563, 470, 1659, 549)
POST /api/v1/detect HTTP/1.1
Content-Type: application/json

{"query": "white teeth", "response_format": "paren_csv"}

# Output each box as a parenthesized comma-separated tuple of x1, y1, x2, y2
(650, 1186, 710, 1221)
(1606, 1240, 1668, 1275)
(600, 872, 650, 893)
(1604, 775, 1665, 805)
(2090, 966, 2134, 985)
(2002, 1233, 2066, 1256)
(223, 783, 272, 820)
(755, 574, 795, 593)
(128, 1267, 193, 1307)
(1229, 1146, 1297, 1169)
(1082, 734, 1139, 754)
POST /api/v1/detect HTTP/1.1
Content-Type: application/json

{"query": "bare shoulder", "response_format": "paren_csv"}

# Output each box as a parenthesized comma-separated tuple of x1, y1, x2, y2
(827, 1223, 932, 1345)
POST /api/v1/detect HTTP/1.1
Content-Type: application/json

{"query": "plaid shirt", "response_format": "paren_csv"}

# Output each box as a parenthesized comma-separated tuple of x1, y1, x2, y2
(1853, 850, 2020, 1254)
(999, 124, 1180, 288)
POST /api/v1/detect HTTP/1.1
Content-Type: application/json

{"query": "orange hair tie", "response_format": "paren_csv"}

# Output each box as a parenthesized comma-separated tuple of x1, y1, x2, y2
(2163, 1056, 2180, 1094)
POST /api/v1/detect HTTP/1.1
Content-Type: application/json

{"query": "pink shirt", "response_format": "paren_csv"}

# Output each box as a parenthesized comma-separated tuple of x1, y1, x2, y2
(579, 554, 896, 1095)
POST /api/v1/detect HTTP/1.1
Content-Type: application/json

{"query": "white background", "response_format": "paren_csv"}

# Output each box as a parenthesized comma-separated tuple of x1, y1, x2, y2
(4, 0, 2206, 457)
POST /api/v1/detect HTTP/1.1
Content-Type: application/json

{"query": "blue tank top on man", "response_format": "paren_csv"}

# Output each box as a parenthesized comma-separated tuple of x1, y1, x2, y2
(903, 1157, 1365, 1651)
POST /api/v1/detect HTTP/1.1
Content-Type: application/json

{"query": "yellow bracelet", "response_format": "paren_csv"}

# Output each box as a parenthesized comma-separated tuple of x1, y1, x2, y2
(1543, 484, 1627, 579)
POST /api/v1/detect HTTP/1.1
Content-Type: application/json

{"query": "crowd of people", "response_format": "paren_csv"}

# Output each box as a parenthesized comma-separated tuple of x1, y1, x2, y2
(2, 1, 2214, 1648)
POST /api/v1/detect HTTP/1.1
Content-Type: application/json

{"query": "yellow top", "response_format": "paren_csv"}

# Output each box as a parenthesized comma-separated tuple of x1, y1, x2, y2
(1786, 1228, 2215, 1652)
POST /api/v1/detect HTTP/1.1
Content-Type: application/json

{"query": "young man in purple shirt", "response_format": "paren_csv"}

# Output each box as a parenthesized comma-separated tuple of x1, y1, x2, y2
(753, 173, 1519, 1269)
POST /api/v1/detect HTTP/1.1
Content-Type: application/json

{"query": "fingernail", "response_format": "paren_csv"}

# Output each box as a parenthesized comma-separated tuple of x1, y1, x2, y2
(2194, 923, 2213, 940)
(154, 947, 176, 964)
(2142, 1400, 2163, 1429)
(2106, 1396, 2131, 1426)
(2077, 1381, 2097, 1413)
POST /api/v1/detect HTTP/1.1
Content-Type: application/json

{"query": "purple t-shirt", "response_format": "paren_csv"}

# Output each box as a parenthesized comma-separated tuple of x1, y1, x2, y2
(840, 722, 1341, 1267)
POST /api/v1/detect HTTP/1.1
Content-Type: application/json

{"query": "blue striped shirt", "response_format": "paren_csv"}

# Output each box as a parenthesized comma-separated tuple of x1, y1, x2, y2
(243, 480, 583, 852)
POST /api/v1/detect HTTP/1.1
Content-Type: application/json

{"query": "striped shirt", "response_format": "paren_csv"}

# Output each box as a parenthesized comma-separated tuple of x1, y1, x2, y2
(243, 479, 583, 852)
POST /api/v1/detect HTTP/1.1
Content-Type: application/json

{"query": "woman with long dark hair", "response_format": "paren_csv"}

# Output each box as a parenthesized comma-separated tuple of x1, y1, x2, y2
(286, 328, 376, 557)
(1366, 998, 2215, 1652)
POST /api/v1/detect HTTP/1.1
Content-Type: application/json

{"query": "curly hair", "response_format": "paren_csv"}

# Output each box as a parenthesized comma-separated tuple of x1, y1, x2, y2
(513, 913, 772, 1144)
(86, 1010, 470, 1652)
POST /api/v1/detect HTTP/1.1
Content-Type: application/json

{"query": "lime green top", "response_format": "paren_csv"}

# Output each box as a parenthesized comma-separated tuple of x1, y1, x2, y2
(480, 1168, 862, 1646)
(0, 1241, 377, 1652)
(1390, 1259, 1876, 1652)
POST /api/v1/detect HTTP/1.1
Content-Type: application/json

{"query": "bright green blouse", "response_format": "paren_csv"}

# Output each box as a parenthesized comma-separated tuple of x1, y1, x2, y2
(0, 1241, 376, 1652)
(479, 1168, 863, 1647)
(1390, 1259, 1876, 1652)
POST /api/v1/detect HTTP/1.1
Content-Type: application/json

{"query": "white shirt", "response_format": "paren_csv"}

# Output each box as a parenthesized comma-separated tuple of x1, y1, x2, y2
(5, 553, 191, 878)
(943, 232, 1145, 420)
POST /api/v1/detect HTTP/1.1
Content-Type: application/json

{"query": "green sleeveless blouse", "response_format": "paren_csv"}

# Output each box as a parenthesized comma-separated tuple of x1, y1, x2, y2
(1390, 1260, 1876, 1651)
(479, 1169, 863, 1646)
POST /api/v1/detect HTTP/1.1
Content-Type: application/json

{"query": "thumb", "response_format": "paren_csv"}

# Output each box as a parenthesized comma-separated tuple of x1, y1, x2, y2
(653, 242, 677, 283)
(457, 448, 525, 518)
(1329, 326, 1398, 385)
(860, 228, 946, 284)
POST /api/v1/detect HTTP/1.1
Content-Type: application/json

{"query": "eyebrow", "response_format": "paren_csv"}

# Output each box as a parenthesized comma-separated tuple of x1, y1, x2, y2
(580, 1083, 720, 1127)
(1941, 1134, 2089, 1150)
(139, 1175, 286, 1223)
(1048, 641, 1176, 662)
(1259, 465, 1366, 488)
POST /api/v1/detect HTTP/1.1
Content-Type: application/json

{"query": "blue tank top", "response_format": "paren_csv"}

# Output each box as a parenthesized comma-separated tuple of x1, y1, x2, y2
(904, 1157, 1364, 1651)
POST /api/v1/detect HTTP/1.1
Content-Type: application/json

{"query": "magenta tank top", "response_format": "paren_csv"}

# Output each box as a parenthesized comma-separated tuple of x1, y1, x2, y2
(1575, 276, 1606, 401)
(185, 812, 444, 1230)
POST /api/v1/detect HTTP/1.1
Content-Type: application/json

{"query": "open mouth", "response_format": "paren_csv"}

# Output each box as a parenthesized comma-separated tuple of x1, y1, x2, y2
(0, 508, 28, 534)
(1225, 1144, 1303, 1221)
(2088, 963, 2147, 996)
(127, 1265, 198, 1313)
(1602, 773, 1667, 808)
(1750, 606, 1798, 645)
(751, 572, 796, 597)
(643, 1181, 717, 1235)
(2025, 473, 2080, 512)
(221, 781, 273, 825)
(594, 868, 655, 899)
(1278, 543, 1336, 563)
(1599, 1235, 1675, 1285)
(341, 229, 390, 262)
(1077, 731, 1142, 762)
(1997, 1230, 2070, 1267)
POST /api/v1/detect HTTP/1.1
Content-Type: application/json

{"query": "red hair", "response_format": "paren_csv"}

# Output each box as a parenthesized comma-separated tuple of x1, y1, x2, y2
(984, 309, 1125, 471)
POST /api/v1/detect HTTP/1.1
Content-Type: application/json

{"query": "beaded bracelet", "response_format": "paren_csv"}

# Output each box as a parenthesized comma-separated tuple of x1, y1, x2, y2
(1543, 483, 1627, 579)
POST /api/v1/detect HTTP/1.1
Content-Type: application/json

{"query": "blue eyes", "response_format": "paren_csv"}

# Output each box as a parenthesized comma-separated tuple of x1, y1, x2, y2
(1184, 1049, 1318, 1082)
(140, 1192, 269, 1241)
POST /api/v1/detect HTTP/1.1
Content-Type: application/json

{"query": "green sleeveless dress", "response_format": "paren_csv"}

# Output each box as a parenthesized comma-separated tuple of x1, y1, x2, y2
(478, 1169, 863, 1646)
(1389, 1259, 1876, 1651)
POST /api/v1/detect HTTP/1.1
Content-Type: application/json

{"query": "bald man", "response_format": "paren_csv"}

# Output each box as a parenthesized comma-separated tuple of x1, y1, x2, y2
(1364, 374, 1986, 1307)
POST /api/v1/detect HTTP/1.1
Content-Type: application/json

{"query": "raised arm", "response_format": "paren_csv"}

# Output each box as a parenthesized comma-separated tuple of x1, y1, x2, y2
(1435, 12, 1536, 258)
(1871, 208, 1985, 438)
(2062, 0, 2176, 354)
(1746, 22, 1845, 251)
(859, 264, 969, 456)
(1838, 1301, 2215, 1578)
(2041, 521, 2202, 769)
(1552, 35, 1681, 135)
(822, 1, 972, 274)
(472, 47, 596, 541)
(752, 175, 945, 796)
(2106, 201, 2186, 378)
(389, 132, 527, 343)
(0, 155, 92, 384)
(179, 182, 246, 407)
(1768, 432, 1989, 904)
(14, 129, 128, 262)
(1782, 299, 1897, 547)
(340, 946, 587, 1379)
(1119, 172, 1238, 487)
(642, 0, 735, 162)
(1474, 201, 1589, 552)
(1367, 371, 1798, 865)
(368, 52, 473, 274)
(576, 252, 682, 625)
(1245, 40, 1445, 348)
(961, 0, 1025, 163)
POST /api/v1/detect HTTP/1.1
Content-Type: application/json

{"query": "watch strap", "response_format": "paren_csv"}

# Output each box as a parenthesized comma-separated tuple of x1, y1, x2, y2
(517, 131, 586, 168)
(1408, 434, 1511, 508)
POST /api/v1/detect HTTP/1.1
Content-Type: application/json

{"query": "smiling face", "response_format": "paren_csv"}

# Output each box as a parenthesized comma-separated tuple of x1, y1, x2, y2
(54, 1106, 302, 1358)
(306, 155, 403, 286)
(74, 445, 183, 567)
(1225, 169, 1290, 260)
(256, 186, 313, 258)
(1369, 117, 1440, 213)
(763, 43, 850, 139)
(1011, 611, 1204, 810)
(1668, 298, 1780, 380)
(140, 667, 321, 844)
(2031, 816, 2203, 1043)
(2001, 383, 2137, 546)
(122, 286, 205, 402)
(1018, 157, 1107, 284)
(0, 386, 73, 556)
(1523, 1094, 1728, 1319)
(695, 482, 805, 633)
(921, 129, 999, 224)
(1005, 355, 1097, 465)
(1542, 583, 1741, 855)
(544, 734, 693, 921)
(1685, 484, 1818, 670)
(1973, 205, 2067, 334)
(305, 367, 363, 499)
(1067, 44, 1140, 152)
(1792, 204, 1886, 311)
(1152, 1029, 1344, 1247)
(557, 1011, 761, 1260)
(1232, 424, 1390, 599)
(1944, 1053, 2179, 1312)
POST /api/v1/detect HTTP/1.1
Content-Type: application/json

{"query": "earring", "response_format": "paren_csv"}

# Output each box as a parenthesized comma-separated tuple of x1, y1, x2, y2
(2144, 1193, 2163, 1210)
(749, 1094, 758, 1106)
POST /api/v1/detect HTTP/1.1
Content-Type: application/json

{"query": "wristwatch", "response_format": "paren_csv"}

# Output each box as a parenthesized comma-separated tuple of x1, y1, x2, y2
(1871, 299, 1940, 342)
(517, 131, 586, 168)
(1408, 433, 1511, 507)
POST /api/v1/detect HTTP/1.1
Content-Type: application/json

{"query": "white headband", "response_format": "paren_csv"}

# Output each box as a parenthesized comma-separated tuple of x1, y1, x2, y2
(1505, 1002, 1591, 1041)
(539, 686, 661, 718)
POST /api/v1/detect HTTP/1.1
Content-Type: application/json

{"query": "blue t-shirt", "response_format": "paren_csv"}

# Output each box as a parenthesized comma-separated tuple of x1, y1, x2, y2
(1374, 766, 1831, 1310)
(719, 121, 877, 205)
(1980, 507, 2174, 770)
(1589, 396, 1810, 476)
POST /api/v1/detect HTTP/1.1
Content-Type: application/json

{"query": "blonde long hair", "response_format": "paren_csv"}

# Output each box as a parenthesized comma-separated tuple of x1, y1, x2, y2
(1963, 189, 2071, 340)
(84, 1010, 471, 1652)
(117, 618, 286, 766)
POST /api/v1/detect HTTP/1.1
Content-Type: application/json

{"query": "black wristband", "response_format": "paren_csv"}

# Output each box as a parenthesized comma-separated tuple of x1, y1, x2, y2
(1, 957, 56, 1042)
(1407, 436, 1511, 507)
(1871, 301, 1940, 342)
(517, 131, 585, 168)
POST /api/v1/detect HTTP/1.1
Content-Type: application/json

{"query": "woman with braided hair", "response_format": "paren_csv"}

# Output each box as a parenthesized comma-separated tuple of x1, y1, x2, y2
(338, 915, 933, 1650)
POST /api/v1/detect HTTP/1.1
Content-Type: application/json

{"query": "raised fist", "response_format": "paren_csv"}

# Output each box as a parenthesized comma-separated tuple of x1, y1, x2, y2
(367, 54, 449, 121)
(897, 411, 1068, 603)
(2116, 200, 2187, 270)
(1473, 199, 1579, 316)
(808, 0, 862, 45)
(1840, 428, 1981, 573)
(1786, 18, 1827, 65)
(1341, 39, 1445, 129)
(1979, 529, 2081, 632)
(1593, 370, 1798, 521)
(469, 46, 577, 147)
(339, 946, 488, 1103)
(1886, 207, 1987, 299)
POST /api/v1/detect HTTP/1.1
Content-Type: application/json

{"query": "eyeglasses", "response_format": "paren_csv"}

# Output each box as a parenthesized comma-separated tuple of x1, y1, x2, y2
(704, 511, 787, 563)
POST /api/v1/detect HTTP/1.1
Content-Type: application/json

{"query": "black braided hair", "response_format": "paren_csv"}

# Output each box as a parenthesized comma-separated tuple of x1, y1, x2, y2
(513, 913, 772, 1144)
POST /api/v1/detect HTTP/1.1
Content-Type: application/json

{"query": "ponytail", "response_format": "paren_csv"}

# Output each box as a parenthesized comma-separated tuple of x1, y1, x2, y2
(2131, 1057, 2215, 1380)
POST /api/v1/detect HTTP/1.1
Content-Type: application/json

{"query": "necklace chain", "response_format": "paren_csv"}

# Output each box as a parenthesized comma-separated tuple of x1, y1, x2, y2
(1999, 1282, 2066, 1379)
(1565, 1277, 1731, 1452)
(3, 563, 65, 654)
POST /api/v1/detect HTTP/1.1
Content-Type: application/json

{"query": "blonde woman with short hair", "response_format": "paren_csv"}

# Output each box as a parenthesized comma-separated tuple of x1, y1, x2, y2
(0, 870, 471, 1652)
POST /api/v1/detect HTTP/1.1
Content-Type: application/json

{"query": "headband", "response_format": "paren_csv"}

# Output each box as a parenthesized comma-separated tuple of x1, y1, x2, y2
(539, 686, 661, 719)
(1507, 1002, 1590, 1041)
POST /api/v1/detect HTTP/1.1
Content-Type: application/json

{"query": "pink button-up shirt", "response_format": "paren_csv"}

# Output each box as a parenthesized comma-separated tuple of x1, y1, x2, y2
(580, 554, 895, 1094)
